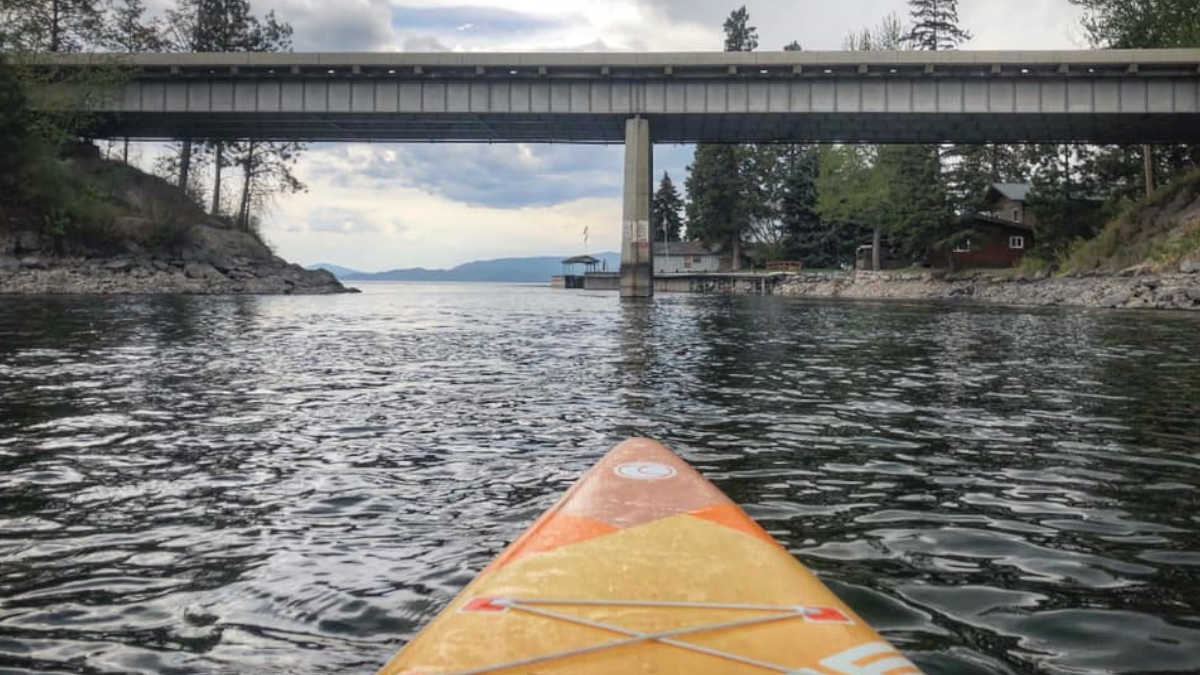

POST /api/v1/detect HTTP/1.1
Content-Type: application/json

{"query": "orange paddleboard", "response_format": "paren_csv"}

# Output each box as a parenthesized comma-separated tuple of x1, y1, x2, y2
(378, 438, 921, 674)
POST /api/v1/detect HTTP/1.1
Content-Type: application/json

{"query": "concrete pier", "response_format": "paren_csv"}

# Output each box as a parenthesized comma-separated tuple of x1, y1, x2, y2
(620, 117, 653, 298)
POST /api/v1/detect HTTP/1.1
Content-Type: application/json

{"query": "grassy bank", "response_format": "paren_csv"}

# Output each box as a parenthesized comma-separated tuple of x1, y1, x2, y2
(1061, 167, 1200, 274)
(0, 147, 241, 257)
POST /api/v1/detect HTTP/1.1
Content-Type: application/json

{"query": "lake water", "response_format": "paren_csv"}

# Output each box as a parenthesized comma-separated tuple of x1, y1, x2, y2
(2, 282, 1199, 674)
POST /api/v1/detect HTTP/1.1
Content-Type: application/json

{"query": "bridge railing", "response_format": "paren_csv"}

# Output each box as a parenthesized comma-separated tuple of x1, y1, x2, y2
(20, 49, 1200, 81)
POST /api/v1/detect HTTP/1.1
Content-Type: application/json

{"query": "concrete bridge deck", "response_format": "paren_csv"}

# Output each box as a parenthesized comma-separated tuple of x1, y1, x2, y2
(31, 49, 1200, 143)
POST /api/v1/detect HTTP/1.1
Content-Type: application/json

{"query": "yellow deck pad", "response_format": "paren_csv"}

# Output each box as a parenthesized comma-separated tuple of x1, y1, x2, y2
(381, 513, 919, 675)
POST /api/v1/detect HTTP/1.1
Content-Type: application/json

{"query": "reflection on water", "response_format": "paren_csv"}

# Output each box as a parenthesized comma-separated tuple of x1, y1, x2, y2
(1, 283, 1199, 674)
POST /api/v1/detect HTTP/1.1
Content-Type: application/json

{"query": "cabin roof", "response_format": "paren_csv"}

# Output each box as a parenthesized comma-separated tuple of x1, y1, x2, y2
(988, 183, 1032, 202)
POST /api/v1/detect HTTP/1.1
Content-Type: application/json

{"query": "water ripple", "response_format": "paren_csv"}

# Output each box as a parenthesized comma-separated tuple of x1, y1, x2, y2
(1, 286, 1199, 673)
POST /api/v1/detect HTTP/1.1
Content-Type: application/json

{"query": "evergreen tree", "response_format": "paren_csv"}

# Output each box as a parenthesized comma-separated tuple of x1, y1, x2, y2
(651, 172, 684, 243)
(905, 0, 971, 51)
(0, 55, 33, 198)
(2, 0, 105, 51)
(685, 6, 759, 269)
(778, 144, 822, 263)
(878, 144, 952, 262)
(742, 145, 788, 258)
(1070, 0, 1199, 49)
(685, 144, 750, 250)
(901, 2, 967, 264)
(1025, 144, 1105, 258)
(103, 0, 163, 52)
(164, 0, 300, 227)
(722, 6, 757, 52)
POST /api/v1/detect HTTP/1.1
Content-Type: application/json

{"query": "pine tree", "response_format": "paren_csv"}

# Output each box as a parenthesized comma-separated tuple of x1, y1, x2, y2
(651, 172, 684, 243)
(685, 144, 750, 249)
(2, 0, 105, 52)
(1025, 144, 1105, 258)
(103, 0, 163, 52)
(722, 6, 757, 52)
(779, 145, 822, 263)
(684, 6, 760, 269)
(878, 144, 952, 262)
(164, 0, 300, 227)
(905, 0, 971, 51)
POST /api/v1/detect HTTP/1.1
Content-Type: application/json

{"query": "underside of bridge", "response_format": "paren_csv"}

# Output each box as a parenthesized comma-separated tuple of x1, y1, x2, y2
(90, 111, 1200, 145)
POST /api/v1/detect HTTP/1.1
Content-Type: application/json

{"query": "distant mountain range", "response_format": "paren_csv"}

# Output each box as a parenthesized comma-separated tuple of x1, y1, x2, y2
(309, 252, 620, 282)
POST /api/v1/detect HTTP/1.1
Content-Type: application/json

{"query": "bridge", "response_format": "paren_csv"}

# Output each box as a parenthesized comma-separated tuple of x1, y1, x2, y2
(32, 49, 1200, 296)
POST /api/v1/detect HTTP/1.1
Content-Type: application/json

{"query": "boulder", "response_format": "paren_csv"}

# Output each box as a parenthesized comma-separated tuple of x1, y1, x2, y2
(103, 258, 134, 273)
(0, 255, 20, 272)
(15, 230, 42, 254)
(1097, 291, 1132, 308)
(209, 255, 236, 274)
(183, 262, 220, 280)
(19, 256, 47, 269)
(1180, 259, 1200, 274)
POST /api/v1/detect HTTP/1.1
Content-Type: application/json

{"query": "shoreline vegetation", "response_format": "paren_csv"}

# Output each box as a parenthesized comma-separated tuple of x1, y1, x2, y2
(0, 151, 353, 295)
(1, 0, 338, 295)
(704, 166, 1200, 311)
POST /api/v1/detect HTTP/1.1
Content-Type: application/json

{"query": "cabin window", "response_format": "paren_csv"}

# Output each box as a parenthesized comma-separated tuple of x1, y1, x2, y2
(683, 256, 693, 269)
(953, 239, 971, 253)
(1009, 235, 1025, 250)
(1011, 208, 1021, 222)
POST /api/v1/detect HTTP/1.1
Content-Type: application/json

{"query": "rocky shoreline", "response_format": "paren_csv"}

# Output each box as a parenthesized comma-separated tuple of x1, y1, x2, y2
(1, 224, 354, 295)
(773, 266, 1200, 311)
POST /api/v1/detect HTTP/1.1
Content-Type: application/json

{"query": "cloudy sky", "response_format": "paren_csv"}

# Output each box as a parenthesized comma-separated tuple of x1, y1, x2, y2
(136, 0, 1088, 271)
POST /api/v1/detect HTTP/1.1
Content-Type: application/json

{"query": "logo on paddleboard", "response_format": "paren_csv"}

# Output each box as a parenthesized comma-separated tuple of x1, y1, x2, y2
(614, 461, 677, 480)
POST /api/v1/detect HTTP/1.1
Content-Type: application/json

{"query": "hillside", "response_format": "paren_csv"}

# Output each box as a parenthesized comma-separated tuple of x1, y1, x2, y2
(311, 252, 621, 282)
(1, 149, 349, 294)
(1062, 167, 1200, 274)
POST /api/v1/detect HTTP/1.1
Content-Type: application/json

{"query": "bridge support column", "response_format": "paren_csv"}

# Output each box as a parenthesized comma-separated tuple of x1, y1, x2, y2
(620, 117, 653, 298)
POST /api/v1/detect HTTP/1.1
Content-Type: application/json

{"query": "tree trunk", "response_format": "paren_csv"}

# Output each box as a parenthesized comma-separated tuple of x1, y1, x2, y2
(122, 137, 129, 165)
(1143, 144, 1155, 197)
(51, 0, 61, 51)
(237, 142, 255, 231)
(179, 139, 192, 192)
(731, 235, 741, 271)
(211, 142, 223, 217)
(872, 225, 881, 271)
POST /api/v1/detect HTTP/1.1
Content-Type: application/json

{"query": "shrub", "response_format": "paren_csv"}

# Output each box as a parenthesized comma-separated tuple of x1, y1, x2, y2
(1060, 167, 1200, 273)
